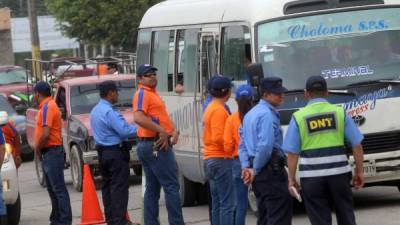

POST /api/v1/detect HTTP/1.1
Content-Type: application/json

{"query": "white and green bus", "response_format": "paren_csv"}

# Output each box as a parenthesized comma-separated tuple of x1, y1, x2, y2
(136, 0, 400, 210)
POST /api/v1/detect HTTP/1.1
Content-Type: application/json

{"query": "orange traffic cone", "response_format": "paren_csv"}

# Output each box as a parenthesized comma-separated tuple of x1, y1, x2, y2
(78, 164, 106, 225)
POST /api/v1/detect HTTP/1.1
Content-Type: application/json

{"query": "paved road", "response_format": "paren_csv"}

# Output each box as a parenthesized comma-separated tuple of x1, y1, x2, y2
(18, 161, 400, 224)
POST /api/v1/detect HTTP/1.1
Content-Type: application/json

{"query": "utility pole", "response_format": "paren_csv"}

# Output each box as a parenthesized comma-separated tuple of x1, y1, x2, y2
(0, 8, 14, 65)
(27, 0, 42, 80)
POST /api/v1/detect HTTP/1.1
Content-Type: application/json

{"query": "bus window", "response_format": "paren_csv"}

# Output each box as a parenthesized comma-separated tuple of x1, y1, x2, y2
(221, 25, 251, 81)
(151, 30, 175, 92)
(176, 29, 200, 93)
(136, 29, 151, 71)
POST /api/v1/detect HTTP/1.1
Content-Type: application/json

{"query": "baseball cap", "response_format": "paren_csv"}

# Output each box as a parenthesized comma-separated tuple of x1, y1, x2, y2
(306, 75, 327, 92)
(137, 64, 158, 76)
(33, 81, 51, 95)
(99, 80, 119, 97)
(211, 76, 232, 91)
(235, 84, 253, 100)
(260, 77, 288, 94)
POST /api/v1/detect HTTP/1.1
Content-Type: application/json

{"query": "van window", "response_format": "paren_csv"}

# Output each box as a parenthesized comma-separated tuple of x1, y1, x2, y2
(176, 29, 200, 93)
(151, 30, 175, 92)
(136, 29, 151, 71)
(221, 25, 251, 81)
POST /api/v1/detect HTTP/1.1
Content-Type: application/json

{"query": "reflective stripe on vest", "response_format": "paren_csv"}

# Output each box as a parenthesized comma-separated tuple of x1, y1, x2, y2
(294, 101, 350, 178)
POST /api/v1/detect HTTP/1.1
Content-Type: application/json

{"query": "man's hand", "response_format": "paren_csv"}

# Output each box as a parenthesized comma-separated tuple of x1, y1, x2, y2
(352, 170, 364, 190)
(241, 168, 255, 185)
(155, 130, 169, 150)
(171, 130, 180, 145)
(288, 178, 301, 198)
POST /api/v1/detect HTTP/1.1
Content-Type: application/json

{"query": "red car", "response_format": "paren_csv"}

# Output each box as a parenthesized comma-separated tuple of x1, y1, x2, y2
(0, 65, 29, 99)
(26, 75, 140, 191)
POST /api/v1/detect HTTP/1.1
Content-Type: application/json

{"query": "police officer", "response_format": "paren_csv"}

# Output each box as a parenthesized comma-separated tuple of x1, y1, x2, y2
(132, 64, 184, 225)
(283, 75, 364, 225)
(239, 77, 292, 225)
(0, 117, 8, 224)
(90, 80, 137, 225)
(33, 81, 72, 225)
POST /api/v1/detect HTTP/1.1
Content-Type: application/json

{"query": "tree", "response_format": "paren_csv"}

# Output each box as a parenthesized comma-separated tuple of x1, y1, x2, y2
(44, 0, 161, 50)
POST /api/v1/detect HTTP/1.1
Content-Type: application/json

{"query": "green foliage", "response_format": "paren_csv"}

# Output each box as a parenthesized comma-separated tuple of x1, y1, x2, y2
(44, 0, 161, 50)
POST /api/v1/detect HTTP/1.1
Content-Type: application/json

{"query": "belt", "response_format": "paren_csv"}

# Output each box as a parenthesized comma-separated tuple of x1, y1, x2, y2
(233, 156, 239, 160)
(41, 145, 62, 154)
(97, 144, 121, 150)
(138, 137, 158, 142)
(97, 141, 133, 151)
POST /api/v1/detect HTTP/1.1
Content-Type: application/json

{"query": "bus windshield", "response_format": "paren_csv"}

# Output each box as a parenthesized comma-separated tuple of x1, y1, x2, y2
(257, 8, 400, 90)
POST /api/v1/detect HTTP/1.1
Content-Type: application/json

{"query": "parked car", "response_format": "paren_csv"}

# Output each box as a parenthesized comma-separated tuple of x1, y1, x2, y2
(26, 75, 141, 191)
(0, 95, 33, 161)
(0, 66, 31, 113)
(0, 111, 21, 225)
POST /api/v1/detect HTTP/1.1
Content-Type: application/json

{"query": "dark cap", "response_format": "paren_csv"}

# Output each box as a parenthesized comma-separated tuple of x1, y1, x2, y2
(207, 75, 220, 91)
(137, 64, 158, 76)
(306, 75, 327, 92)
(99, 80, 118, 97)
(260, 77, 288, 94)
(33, 81, 51, 95)
(211, 75, 232, 91)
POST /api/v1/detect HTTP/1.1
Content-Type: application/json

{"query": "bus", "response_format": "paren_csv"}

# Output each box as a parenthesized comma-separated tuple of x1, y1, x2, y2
(136, 0, 400, 210)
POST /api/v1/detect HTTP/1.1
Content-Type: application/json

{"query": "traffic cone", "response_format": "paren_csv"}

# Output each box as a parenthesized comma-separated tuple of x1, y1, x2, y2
(78, 164, 106, 225)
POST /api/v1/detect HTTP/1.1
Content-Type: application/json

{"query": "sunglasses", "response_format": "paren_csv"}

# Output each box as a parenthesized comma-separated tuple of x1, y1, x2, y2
(142, 72, 157, 78)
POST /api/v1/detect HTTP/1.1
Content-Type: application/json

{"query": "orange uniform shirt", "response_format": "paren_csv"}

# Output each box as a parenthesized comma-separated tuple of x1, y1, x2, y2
(203, 100, 231, 159)
(35, 97, 62, 148)
(224, 112, 241, 157)
(2, 120, 19, 157)
(132, 85, 174, 137)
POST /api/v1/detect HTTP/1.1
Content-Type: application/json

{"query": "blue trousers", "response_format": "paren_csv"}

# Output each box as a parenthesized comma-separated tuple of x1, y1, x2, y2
(301, 172, 356, 225)
(42, 146, 72, 225)
(136, 141, 184, 225)
(204, 158, 235, 225)
(232, 159, 248, 225)
(252, 165, 292, 225)
(0, 175, 6, 216)
(98, 147, 130, 225)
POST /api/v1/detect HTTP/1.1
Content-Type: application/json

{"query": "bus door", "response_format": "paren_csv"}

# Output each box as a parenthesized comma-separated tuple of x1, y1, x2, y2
(195, 29, 220, 179)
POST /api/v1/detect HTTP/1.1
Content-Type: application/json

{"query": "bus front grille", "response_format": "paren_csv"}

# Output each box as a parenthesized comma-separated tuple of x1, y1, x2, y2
(361, 131, 400, 154)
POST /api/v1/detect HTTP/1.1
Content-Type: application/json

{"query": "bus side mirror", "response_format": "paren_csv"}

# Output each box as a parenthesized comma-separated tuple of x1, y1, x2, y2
(246, 63, 264, 102)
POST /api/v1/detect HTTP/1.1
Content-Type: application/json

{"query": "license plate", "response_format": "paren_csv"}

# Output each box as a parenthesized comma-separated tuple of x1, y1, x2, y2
(363, 161, 376, 177)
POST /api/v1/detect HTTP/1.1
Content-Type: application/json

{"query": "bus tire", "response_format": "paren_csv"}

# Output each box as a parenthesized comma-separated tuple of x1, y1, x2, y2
(132, 165, 142, 176)
(179, 172, 197, 207)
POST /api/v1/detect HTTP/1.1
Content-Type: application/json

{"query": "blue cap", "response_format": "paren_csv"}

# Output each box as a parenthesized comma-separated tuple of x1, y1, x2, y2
(211, 75, 232, 90)
(33, 81, 51, 95)
(306, 75, 327, 91)
(137, 64, 158, 76)
(235, 84, 253, 100)
(260, 77, 287, 93)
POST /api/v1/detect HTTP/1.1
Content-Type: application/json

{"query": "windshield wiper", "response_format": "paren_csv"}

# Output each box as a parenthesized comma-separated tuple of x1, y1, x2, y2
(347, 79, 400, 87)
(286, 89, 356, 96)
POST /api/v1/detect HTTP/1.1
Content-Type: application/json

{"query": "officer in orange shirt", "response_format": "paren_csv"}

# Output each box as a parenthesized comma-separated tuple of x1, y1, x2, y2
(203, 75, 234, 225)
(223, 84, 254, 225)
(1, 118, 22, 168)
(132, 64, 184, 225)
(33, 81, 72, 225)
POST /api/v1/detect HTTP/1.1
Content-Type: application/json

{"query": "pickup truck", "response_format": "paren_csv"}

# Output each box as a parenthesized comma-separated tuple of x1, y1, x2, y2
(26, 75, 140, 191)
